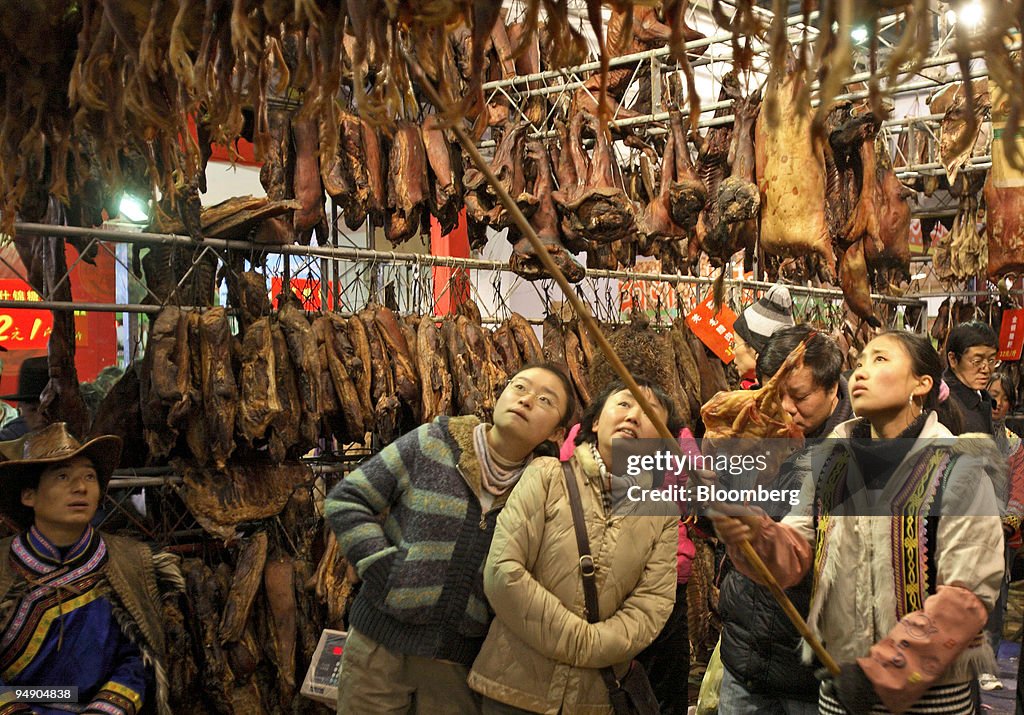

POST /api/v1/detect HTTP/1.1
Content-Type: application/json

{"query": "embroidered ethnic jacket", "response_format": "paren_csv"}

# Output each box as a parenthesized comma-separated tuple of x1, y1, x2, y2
(727, 412, 1005, 713)
(0, 528, 182, 715)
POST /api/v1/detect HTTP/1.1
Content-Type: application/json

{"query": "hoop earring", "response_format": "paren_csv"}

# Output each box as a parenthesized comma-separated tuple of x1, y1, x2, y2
(908, 394, 922, 418)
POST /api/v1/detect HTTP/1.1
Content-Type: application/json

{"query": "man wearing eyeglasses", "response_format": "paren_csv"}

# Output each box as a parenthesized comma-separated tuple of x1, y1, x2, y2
(944, 320, 1000, 434)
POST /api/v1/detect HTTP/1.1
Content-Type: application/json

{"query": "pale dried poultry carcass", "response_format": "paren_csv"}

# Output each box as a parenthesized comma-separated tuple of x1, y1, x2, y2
(986, 78, 1024, 279)
(508, 139, 585, 283)
(949, 193, 987, 280)
(755, 55, 837, 281)
(701, 339, 808, 463)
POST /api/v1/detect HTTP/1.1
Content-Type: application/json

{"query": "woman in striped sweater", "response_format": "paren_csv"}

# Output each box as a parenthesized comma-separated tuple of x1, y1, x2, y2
(327, 363, 575, 715)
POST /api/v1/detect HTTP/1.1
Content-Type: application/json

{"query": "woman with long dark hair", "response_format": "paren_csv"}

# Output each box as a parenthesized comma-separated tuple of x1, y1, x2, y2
(713, 331, 1005, 714)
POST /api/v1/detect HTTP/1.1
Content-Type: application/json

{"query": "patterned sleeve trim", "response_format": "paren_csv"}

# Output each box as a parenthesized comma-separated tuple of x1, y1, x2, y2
(85, 682, 141, 715)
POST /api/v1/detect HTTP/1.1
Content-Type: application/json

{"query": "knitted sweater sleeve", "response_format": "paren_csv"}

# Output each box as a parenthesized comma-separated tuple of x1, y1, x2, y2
(325, 424, 422, 577)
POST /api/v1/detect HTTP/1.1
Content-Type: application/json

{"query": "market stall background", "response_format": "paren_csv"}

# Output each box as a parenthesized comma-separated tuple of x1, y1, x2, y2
(1, 0, 1023, 711)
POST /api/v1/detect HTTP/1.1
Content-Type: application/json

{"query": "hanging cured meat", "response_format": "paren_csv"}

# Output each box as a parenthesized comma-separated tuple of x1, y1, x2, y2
(755, 56, 837, 280)
(509, 139, 585, 283)
(385, 122, 428, 246)
(553, 111, 635, 246)
(986, 79, 1024, 278)
(667, 107, 707, 232)
(839, 239, 881, 327)
(696, 91, 759, 267)
(867, 143, 913, 287)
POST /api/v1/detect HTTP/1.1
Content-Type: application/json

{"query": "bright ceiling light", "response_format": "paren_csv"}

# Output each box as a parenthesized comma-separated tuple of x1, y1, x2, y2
(118, 194, 149, 223)
(851, 26, 869, 44)
(957, 1, 984, 27)
(911, 272, 927, 281)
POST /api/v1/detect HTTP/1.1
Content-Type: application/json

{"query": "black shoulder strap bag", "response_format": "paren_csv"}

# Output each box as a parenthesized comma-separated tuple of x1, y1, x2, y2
(561, 462, 660, 715)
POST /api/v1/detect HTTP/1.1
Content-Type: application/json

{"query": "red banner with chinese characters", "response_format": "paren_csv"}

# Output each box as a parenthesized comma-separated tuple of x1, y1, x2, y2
(270, 277, 335, 311)
(685, 292, 738, 363)
(0, 242, 117, 397)
(998, 309, 1024, 361)
(619, 259, 677, 318)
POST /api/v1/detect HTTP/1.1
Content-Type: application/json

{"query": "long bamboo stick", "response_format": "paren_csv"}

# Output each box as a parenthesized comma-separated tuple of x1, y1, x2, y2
(403, 49, 840, 677)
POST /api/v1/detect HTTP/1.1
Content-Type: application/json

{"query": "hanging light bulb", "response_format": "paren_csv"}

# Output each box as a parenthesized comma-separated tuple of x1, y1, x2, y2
(956, 1, 984, 28)
(118, 194, 150, 223)
(851, 25, 869, 44)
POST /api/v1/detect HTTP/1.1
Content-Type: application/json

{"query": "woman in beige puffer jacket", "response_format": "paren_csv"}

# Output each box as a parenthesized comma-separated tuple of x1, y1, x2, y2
(469, 380, 681, 715)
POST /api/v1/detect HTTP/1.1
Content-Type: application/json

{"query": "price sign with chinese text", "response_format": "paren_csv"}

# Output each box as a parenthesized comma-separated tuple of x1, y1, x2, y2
(686, 292, 738, 363)
(999, 309, 1024, 361)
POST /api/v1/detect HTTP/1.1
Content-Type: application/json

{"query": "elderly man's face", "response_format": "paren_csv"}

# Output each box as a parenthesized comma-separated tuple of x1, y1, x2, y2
(779, 366, 838, 435)
(21, 456, 100, 536)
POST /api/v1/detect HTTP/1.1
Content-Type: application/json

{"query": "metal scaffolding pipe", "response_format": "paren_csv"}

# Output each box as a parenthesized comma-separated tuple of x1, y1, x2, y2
(12, 222, 920, 307)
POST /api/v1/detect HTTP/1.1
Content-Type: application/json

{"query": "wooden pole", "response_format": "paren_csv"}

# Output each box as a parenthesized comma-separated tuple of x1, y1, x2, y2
(403, 50, 840, 677)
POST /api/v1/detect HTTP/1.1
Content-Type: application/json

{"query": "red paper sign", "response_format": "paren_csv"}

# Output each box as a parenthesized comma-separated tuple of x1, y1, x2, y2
(270, 278, 335, 311)
(685, 292, 738, 363)
(619, 259, 677, 318)
(998, 309, 1024, 361)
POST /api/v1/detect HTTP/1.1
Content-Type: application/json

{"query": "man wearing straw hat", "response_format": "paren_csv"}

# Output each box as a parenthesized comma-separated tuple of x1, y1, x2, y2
(0, 423, 181, 715)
